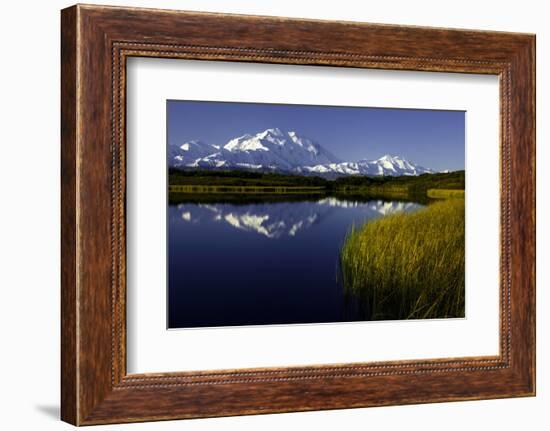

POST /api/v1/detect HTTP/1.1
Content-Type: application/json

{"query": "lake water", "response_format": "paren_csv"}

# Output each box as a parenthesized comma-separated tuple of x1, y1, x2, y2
(168, 196, 423, 329)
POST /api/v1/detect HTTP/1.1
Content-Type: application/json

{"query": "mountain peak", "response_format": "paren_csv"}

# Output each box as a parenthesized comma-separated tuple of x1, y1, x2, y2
(261, 127, 284, 137)
(256, 128, 288, 144)
(179, 140, 207, 151)
(168, 129, 435, 177)
(217, 128, 340, 169)
(377, 154, 401, 161)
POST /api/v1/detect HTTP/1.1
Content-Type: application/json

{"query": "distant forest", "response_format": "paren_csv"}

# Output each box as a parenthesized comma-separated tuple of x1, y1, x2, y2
(168, 168, 465, 195)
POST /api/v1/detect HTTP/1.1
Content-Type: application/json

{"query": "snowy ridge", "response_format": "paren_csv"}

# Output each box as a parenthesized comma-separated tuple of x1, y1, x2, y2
(169, 128, 435, 177)
(301, 154, 434, 177)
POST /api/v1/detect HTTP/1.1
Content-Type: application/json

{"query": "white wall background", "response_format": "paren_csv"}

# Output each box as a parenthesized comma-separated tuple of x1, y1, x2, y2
(0, 1, 546, 429)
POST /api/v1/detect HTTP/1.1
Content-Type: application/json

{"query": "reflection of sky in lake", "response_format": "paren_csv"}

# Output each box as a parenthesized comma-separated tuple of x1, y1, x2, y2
(168, 197, 423, 329)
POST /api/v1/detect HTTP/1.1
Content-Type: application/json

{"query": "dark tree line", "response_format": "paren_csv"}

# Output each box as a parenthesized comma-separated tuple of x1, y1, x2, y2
(168, 168, 465, 193)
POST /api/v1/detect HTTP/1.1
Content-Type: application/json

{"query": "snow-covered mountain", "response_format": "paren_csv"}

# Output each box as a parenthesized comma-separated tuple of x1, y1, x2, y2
(168, 140, 218, 164)
(169, 128, 340, 171)
(300, 155, 433, 177)
(168, 128, 435, 177)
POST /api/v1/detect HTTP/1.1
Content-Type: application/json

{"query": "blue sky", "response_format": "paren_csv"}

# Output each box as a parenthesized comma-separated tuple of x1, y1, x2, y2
(167, 100, 465, 171)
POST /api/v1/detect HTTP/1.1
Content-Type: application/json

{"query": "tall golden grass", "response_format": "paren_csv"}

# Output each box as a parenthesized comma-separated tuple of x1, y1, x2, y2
(427, 188, 465, 199)
(340, 199, 465, 320)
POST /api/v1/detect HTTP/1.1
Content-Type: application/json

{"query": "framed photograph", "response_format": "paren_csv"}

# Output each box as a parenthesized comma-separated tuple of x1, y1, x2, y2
(61, 4, 536, 425)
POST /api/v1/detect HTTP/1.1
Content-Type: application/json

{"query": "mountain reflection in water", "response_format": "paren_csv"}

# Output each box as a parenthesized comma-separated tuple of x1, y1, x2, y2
(168, 196, 424, 329)
(174, 198, 422, 239)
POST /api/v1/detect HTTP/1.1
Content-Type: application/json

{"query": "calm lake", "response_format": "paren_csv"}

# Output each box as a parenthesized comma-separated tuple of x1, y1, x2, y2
(168, 196, 424, 329)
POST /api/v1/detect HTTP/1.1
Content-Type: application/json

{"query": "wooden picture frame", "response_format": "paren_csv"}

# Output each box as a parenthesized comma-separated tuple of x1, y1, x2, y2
(61, 4, 535, 425)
